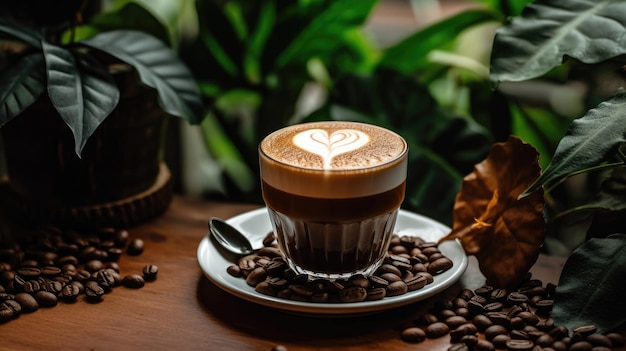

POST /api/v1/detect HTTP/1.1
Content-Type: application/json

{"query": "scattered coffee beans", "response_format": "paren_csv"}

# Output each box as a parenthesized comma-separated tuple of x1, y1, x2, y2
(226, 233, 454, 304)
(122, 274, 145, 289)
(400, 276, 626, 351)
(0, 223, 158, 324)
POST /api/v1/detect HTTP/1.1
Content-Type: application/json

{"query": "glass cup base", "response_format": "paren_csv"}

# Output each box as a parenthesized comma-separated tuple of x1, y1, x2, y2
(284, 257, 386, 281)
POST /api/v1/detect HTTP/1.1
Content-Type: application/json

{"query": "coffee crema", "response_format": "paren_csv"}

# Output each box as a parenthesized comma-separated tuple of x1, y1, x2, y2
(259, 121, 407, 199)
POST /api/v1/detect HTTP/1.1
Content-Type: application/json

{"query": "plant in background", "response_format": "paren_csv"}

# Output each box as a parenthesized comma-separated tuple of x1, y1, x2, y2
(490, 0, 626, 334)
(0, 0, 203, 156)
(181, 0, 521, 225)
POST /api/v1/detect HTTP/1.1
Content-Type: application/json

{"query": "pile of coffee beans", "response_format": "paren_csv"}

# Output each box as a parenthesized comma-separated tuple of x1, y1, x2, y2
(400, 278, 625, 351)
(0, 224, 158, 324)
(226, 233, 453, 303)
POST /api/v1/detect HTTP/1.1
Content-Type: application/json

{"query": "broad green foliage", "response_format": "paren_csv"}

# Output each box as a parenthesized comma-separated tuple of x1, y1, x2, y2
(522, 93, 626, 196)
(0, 3, 203, 155)
(0, 54, 45, 125)
(490, 0, 626, 84)
(183, 0, 501, 221)
(553, 234, 626, 334)
(490, 0, 626, 332)
(43, 42, 119, 154)
(83, 30, 203, 124)
(380, 9, 502, 75)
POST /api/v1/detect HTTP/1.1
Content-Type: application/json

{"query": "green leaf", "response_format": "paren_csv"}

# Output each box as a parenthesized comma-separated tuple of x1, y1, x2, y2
(523, 93, 626, 196)
(81, 30, 203, 124)
(200, 111, 255, 193)
(380, 9, 502, 74)
(0, 16, 43, 48)
(243, 1, 275, 84)
(274, 0, 377, 70)
(553, 234, 626, 334)
(194, 0, 243, 78)
(42, 43, 120, 155)
(580, 164, 626, 213)
(0, 53, 46, 124)
(71, 2, 171, 46)
(490, 0, 626, 83)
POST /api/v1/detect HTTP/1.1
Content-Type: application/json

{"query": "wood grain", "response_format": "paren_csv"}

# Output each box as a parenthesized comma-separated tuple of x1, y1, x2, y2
(0, 196, 623, 351)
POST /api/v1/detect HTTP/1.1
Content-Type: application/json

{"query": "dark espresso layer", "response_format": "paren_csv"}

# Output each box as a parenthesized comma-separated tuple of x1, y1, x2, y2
(261, 181, 406, 222)
(268, 209, 398, 274)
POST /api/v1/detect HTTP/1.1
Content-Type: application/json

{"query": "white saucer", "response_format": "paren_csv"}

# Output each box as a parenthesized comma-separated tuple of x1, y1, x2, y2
(197, 208, 468, 316)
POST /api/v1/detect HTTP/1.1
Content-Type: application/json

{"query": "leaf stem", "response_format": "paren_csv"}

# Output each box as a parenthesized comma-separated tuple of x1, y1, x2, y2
(544, 161, 625, 194)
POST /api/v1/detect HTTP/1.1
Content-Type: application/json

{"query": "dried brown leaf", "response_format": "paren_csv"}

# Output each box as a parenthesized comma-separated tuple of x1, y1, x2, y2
(439, 136, 545, 288)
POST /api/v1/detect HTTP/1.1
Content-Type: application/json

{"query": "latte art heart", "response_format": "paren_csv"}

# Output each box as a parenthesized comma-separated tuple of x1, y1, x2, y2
(293, 129, 370, 169)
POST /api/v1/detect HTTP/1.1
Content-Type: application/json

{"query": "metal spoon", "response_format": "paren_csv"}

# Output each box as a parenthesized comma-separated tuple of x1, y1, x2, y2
(208, 217, 259, 255)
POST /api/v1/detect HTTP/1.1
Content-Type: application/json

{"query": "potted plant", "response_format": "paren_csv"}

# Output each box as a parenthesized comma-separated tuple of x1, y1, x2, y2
(0, 0, 204, 228)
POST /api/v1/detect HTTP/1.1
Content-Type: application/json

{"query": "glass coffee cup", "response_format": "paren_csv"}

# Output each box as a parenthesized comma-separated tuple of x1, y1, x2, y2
(259, 121, 408, 280)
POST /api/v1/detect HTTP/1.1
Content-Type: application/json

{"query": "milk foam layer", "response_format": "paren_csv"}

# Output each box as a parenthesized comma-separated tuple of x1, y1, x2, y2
(260, 121, 407, 198)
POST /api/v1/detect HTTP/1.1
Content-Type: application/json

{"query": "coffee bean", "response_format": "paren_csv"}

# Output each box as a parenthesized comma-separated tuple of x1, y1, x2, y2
(17, 267, 41, 278)
(122, 274, 145, 289)
(490, 288, 507, 301)
(2, 299, 21, 315)
(405, 275, 427, 291)
(590, 347, 613, 351)
(61, 284, 81, 303)
(35, 291, 58, 308)
(484, 302, 503, 312)
(44, 280, 64, 295)
(573, 325, 597, 337)
(450, 323, 478, 342)
(245, 267, 267, 287)
(0, 305, 14, 323)
(311, 292, 328, 303)
(491, 334, 510, 349)
(126, 238, 144, 256)
(475, 339, 495, 351)
(14, 293, 38, 313)
(401, 327, 426, 342)
(585, 333, 612, 348)
(95, 269, 117, 290)
(506, 339, 534, 350)
(386, 281, 408, 297)
(365, 287, 386, 301)
(460, 334, 478, 348)
(428, 257, 453, 275)
(339, 286, 367, 303)
(507, 292, 529, 305)
(445, 316, 468, 329)
(378, 264, 402, 277)
(254, 281, 276, 296)
(549, 326, 569, 340)
(226, 264, 242, 277)
(569, 341, 593, 351)
(606, 332, 625, 346)
(426, 322, 450, 338)
(475, 285, 494, 297)
(468, 300, 487, 316)
(40, 266, 62, 277)
(349, 275, 370, 289)
(485, 325, 508, 341)
(415, 271, 434, 284)
(535, 333, 554, 347)
(510, 329, 529, 340)
(517, 311, 539, 325)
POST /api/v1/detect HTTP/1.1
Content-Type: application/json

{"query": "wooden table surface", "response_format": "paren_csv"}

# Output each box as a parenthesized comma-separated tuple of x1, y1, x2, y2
(0, 196, 623, 351)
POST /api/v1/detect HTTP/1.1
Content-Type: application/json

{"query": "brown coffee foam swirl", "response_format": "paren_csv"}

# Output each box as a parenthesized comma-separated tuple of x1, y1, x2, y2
(260, 122, 407, 198)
